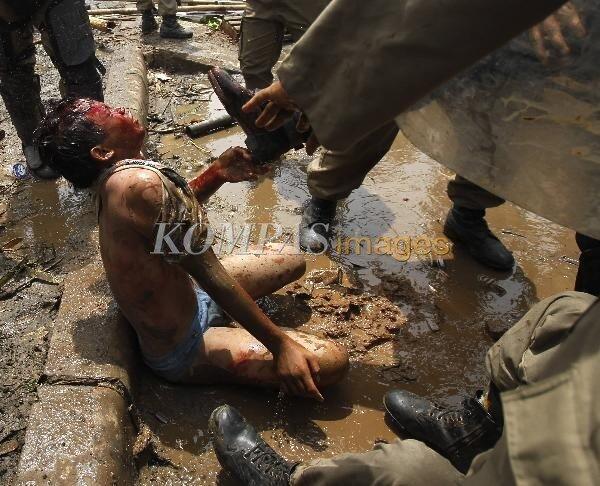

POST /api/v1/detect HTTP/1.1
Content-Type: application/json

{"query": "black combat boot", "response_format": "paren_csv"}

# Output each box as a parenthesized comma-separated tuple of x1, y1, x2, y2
(24, 145, 59, 180)
(160, 15, 193, 39)
(299, 197, 337, 253)
(209, 405, 296, 486)
(384, 389, 502, 473)
(444, 206, 514, 271)
(141, 9, 158, 34)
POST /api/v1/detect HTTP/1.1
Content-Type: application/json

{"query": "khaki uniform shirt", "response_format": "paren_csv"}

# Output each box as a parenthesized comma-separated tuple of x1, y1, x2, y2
(276, 0, 600, 239)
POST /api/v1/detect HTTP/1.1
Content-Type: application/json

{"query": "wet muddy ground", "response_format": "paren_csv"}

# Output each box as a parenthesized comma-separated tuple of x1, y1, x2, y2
(136, 64, 579, 484)
(0, 12, 580, 485)
(0, 19, 124, 483)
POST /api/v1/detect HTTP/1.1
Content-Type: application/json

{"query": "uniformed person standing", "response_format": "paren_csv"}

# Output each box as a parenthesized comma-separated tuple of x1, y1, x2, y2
(0, 0, 103, 178)
(239, 2, 514, 272)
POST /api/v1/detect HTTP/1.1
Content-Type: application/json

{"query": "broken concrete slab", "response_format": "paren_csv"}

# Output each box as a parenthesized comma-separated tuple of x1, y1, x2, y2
(43, 260, 139, 396)
(16, 385, 135, 485)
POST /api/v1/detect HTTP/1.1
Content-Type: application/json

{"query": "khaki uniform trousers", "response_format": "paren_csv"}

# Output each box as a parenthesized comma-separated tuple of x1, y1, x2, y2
(136, 0, 177, 16)
(307, 120, 502, 210)
(292, 291, 599, 485)
(239, 0, 330, 90)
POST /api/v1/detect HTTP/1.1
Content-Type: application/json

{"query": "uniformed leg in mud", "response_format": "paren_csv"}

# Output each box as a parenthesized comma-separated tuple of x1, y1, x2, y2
(175, 245, 348, 387)
(444, 175, 514, 271)
(0, 0, 103, 178)
(239, 1, 330, 90)
(137, 0, 192, 39)
(300, 121, 400, 253)
(210, 291, 599, 485)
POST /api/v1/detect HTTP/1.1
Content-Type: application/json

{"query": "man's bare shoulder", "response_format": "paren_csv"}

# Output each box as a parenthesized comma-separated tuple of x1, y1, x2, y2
(102, 166, 164, 231)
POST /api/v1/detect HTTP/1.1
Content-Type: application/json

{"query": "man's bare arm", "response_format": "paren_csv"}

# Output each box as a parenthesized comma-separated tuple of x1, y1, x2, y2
(188, 147, 269, 204)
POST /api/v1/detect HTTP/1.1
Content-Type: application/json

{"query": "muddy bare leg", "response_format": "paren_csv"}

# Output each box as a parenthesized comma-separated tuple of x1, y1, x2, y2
(183, 326, 348, 388)
(219, 244, 305, 299)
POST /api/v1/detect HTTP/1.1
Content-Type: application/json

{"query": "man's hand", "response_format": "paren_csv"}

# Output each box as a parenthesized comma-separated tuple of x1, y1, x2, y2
(242, 81, 298, 131)
(215, 146, 270, 183)
(274, 337, 324, 401)
(242, 82, 322, 155)
(529, 2, 586, 64)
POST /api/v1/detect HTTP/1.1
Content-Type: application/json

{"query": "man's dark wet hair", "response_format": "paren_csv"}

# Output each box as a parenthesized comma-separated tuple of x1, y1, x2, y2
(34, 98, 106, 189)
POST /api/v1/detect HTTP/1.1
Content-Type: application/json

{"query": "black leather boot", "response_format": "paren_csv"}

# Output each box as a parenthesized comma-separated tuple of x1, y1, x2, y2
(444, 206, 514, 271)
(384, 389, 502, 473)
(24, 145, 59, 180)
(141, 9, 158, 34)
(299, 197, 337, 253)
(575, 233, 600, 297)
(209, 405, 296, 486)
(160, 15, 193, 39)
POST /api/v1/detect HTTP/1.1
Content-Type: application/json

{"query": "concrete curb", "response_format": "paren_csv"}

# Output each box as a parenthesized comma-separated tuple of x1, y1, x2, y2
(16, 43, 148, 485)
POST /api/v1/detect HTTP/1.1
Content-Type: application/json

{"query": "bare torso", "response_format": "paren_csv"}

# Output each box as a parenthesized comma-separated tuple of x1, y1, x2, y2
(98, 168, 197, 357)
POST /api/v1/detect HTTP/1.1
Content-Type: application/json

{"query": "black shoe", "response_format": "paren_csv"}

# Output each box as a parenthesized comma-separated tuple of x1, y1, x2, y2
(160, 15, 193, 39)
(208, 67, 310, 163)
(384, 390, 502, 473)
(299, 197, 337, 253)
(575, 233, 600, 297)
(141, 9, 159, 34)
(444, 206, 514, 271)
(23, 145, 59, 180)
(209, 405, 296, 486)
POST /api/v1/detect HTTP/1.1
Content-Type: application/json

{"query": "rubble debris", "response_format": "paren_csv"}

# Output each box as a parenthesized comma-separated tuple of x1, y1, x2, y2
(89, 17, 117, 32)
(11, 163, 30, 180)
(186, 113, 235, 138)
(88, 5, 245, 16)
(285, 272, 407, 354)
(0, 438, 20, 457)
(501, 229, 526, 238)
(486, 319, 512, 340)
(560, 255, 579, 265)
(0, 257, 28, 291)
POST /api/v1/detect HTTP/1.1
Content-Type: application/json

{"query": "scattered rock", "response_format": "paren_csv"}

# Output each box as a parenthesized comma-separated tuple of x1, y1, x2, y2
(0, 438, 20, 457)
(486, 319, 512, 340)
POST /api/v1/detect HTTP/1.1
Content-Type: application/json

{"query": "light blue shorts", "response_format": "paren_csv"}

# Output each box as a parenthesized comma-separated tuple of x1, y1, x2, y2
(142, 279, 229, 382)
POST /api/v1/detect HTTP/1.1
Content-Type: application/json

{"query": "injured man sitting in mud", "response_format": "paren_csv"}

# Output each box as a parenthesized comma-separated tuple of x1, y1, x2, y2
(32, 97, 348, 400)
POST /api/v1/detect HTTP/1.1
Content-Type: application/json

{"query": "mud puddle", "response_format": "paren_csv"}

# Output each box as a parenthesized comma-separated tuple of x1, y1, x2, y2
(136, 65, 579, 484)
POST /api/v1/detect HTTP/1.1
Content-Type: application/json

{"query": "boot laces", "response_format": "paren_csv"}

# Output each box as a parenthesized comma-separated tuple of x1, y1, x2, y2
(436, 407, 472, 425)
(428, 400, 478, 426)
(243, 442, 289, 482)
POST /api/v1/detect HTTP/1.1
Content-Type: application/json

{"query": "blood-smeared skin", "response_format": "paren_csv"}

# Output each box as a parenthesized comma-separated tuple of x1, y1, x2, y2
(229, 347, 275, 384)
(80, 100, 146, 144)
(188, 163, 222, 202)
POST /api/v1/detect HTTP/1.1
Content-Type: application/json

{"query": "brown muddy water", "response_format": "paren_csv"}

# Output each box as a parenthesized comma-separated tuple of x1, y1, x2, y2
(0, 57, 580, 483)
(135, 68, 579, 484)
